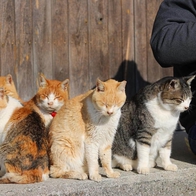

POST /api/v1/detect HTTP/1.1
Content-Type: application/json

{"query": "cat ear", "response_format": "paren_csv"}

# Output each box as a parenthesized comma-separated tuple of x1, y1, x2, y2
(38, 73, 48, 88)
(184, 75, 195, 86)
(6, 74, 13, 85)
(168, 79, 179, 90)
(61, 79, 69, 91)
(96, 78, 105, 92)
(118, 81, 127, 92)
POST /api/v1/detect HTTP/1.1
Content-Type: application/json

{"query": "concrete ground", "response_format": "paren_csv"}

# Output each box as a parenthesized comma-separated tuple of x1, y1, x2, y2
(0, 130, 196, 196)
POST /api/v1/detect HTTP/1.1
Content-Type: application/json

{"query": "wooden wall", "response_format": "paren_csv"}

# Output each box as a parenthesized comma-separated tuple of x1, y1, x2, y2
(0, 0, 172, 101)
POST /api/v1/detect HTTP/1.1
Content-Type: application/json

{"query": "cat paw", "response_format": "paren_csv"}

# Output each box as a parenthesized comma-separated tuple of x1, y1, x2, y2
(164, 164, 178, 171)
(149, 161, 157, 168)
(89, 174, 102, 182)
(77, 172, 88, 180)
(137, 167, 150, 174)
(121, 164, 133, 171)
(107, 171, 120, 178)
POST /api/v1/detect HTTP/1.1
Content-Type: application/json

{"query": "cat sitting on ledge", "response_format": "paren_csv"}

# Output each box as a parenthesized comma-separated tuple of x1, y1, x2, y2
(112, 75, 195, 174)
(49, 78, 127, 182)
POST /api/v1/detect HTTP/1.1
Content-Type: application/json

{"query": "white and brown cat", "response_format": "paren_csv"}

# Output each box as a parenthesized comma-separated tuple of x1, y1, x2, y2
(112, 76, 195, 174)
(0, 73, 69, 183)
(49, 78, 126, 182)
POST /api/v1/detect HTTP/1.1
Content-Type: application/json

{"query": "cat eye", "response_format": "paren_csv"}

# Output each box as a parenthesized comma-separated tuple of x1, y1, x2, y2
(55, 96, 62, 99)
(174, 98, 184, 104)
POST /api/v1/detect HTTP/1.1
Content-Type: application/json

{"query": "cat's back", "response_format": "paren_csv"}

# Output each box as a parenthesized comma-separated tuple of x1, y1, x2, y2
(49, 90, 93, 140)
(56, 89, 93, 116)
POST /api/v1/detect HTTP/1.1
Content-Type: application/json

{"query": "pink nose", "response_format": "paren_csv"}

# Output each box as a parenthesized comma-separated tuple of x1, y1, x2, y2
(107, 111, 113, 115)
(48, 102, 53, 106)
(184, 106, 189, 110)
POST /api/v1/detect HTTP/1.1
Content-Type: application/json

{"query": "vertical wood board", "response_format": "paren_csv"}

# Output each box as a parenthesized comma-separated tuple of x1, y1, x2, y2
(68, 0, 89, 97)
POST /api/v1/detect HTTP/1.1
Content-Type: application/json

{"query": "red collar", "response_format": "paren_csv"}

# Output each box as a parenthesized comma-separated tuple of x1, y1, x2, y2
(51, 111, 57, 117)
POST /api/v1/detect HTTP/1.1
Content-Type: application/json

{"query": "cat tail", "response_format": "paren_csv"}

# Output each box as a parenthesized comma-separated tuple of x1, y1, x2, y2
(0, 143, 49, 184)
(0, 167, 49, 184)
(112, 154, 138, 171)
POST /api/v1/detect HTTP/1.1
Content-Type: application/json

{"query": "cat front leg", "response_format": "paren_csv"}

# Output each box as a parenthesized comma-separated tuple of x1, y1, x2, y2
(149, 145, 159, 168)
(85, 143, 102, 182)
(100, 145, 120, 178)
(137, 142, 150, 174)
(159, 146, 178, 171)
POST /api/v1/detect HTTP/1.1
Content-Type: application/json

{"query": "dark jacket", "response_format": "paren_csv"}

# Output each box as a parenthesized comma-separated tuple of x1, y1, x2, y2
(150, 0, 196, 131)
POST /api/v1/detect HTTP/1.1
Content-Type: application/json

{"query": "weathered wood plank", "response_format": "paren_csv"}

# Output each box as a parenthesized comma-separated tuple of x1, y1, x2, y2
(134, 0, 149, 91)
(33, 0, 52, 79)
(88, 0, 109, 88)
(108, 0, 122, 80)
(51, 0, 69, 83)
(0, 0, 16, 81)
(68, 0, 89, 98)
(15, 0, 34, 101)
(121, 0, 135, 99)
(0, 0, 173, 98)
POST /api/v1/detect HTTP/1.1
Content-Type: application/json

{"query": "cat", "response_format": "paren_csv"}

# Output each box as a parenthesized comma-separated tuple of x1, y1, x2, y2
(0, 74, 22, 102)
(0, 73, 69, 183)
(0, 88, 23, 145)
(112, 75, 195, 174)
(49, 78, 126, 182)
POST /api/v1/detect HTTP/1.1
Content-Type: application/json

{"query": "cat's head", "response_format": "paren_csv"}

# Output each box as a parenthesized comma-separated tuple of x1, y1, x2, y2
(92, 78, 127, 116)
(36, 73, 69, 113)
(0, 74, 20, 100)
(0, 88, 8, 110)
(159, 75, 195, 112)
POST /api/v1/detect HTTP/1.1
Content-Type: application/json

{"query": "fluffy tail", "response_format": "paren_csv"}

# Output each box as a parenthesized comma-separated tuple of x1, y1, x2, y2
(0, 169, 49, 184)
(112, 154, 138, 171)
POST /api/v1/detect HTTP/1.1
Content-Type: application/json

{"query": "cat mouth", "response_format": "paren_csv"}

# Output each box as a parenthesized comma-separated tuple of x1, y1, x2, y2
(48, 107, 56, 111)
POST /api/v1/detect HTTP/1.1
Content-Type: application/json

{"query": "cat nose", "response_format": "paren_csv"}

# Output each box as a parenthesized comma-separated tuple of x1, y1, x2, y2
(48, 102, 53, 106)
(184, 106, 189, 110)
(107, 111, 113, 115)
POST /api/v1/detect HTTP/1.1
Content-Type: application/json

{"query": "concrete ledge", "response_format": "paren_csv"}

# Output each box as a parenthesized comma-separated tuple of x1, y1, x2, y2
(0, 131, 196, 196)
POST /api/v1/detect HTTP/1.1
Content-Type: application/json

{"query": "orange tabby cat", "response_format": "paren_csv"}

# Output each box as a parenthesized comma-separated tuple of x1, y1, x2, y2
(0, 73, 69, 184)
(49, 78, 126, 182)
(0, 74, 22, 102)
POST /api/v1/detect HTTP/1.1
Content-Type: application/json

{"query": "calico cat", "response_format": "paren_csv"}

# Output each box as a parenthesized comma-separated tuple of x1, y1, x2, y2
(112, 75, 195, 174)
(0, 74, 22, 102)
(0, 73, 69, 183)
(49, 78, 126, 182)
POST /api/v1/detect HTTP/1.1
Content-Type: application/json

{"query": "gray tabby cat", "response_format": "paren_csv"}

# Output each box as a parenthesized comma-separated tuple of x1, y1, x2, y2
(112, 75, 195, 174)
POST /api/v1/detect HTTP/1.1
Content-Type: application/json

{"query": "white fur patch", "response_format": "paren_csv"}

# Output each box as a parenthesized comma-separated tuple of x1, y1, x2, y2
(128, 138, 135, 149)
(145, 93, 187, 131)
(86, 97, 121, 145)
(42, 173, 49, 181)
(0, 96, 22, 144)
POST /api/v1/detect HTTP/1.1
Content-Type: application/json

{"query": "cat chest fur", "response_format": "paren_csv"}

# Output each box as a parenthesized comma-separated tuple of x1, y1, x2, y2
(85, 98, 121, 144)
(86, 111, 121, 144)
(145, 96, 179, 131)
